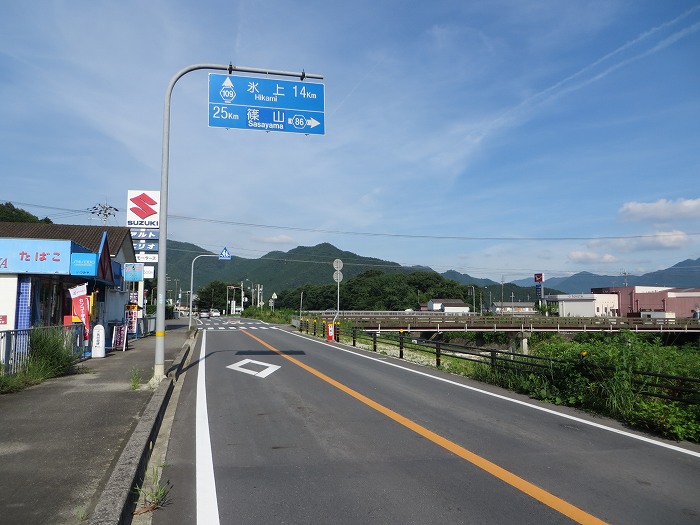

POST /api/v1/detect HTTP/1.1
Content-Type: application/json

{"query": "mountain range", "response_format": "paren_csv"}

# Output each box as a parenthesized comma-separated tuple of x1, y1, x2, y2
(509, 259, 700, 292)
(165, 240, 699, 297)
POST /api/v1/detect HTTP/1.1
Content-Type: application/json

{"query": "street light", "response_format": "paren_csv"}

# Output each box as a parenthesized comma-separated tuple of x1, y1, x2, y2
(188, 254, 218, 329)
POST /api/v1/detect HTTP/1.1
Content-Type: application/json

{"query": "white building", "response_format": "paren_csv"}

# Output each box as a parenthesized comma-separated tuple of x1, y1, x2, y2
(427, 298, 471, 314)
(493, 301, 537, 315)
(546, 293, 619, 317)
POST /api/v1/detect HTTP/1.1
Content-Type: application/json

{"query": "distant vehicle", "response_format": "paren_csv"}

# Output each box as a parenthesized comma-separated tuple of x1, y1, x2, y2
(210, 309, 221, 317)
(199, 309, 210, 319)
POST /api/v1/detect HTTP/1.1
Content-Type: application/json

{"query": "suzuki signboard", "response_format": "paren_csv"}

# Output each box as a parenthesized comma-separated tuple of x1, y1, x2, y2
(126, 190, 161, 228)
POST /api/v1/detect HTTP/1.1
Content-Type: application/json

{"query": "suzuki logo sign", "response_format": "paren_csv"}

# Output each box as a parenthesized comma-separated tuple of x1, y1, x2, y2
(126, 190, 160, 228)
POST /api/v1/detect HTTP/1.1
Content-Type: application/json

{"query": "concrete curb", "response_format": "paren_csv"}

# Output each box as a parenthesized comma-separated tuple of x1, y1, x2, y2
(89, 332, 197, 525)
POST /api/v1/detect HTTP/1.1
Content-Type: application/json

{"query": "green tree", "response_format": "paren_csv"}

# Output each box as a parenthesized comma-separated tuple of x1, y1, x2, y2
(278, 270, 483, 312)
(0, 202, 52, 223)
(196, 280, 228, 310)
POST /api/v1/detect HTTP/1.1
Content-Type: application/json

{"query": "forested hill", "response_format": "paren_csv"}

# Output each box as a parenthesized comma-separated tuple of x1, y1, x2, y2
(169, 240, 555, 310)
(167, 240, 436, 294)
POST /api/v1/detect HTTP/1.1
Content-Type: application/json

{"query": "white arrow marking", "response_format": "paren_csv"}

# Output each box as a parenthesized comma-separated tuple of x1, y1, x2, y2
(306, 117, 320, 128)
(227, 359, 280, 378)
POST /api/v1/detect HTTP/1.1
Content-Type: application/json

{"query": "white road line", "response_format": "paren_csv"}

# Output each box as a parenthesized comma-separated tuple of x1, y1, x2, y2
(196, 330, 220, 524)
(286, 330, 700, 459)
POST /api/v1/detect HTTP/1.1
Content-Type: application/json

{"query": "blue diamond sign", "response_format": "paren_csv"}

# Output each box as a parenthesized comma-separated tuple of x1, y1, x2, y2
(208, 74, 325, 135)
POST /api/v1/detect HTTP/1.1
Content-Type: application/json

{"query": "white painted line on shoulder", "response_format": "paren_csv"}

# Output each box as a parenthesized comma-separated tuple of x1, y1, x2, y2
(196, 330, 221, 524)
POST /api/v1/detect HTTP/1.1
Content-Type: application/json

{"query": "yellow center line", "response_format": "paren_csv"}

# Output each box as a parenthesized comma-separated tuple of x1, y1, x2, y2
(241, 330, 608, 525)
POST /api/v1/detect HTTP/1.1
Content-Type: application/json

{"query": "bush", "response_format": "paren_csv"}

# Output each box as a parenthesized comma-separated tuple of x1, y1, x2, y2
(627, 399, 700, 442)
(242, 308, 295, 325)
(0, 326, 77, 394)
(518, 331, 700, 441)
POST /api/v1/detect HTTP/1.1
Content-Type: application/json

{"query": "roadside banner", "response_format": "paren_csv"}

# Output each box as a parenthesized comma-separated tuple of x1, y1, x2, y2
(71, 294, 91, 341)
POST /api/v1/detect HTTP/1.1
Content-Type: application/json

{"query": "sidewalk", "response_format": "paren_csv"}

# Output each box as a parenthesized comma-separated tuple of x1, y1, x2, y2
(0, 320, 196, 525)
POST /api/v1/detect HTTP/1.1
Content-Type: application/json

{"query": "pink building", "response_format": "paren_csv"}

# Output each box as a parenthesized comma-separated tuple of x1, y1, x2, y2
(591, 286, 700, 319)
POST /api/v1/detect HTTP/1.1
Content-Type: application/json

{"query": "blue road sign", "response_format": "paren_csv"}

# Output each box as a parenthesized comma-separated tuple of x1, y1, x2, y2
(219, 247, 232, 260)
(208, 74, 325, 135)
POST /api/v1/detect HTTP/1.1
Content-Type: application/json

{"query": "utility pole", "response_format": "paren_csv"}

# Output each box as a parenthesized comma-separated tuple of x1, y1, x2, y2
(88, 200, 118, 226)
(501, 276, 505, 313)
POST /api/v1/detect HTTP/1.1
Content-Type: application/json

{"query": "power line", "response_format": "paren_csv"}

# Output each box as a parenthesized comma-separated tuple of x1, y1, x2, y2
(6, 199, 698, 243)
(168, 213, 699, 242)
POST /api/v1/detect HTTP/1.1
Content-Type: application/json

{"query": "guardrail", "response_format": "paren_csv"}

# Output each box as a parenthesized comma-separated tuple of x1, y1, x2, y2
(296, 319, 700, 405)
(0, 325, 85, 377)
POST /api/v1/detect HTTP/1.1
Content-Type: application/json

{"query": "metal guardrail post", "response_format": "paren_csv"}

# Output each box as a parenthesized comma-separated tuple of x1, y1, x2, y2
(372, 332, 377, 352)
(399, 330, 404, 359)
(335, 322, 340, 342)
(436, 342, 441, 368)
(352, 327, 356, 347)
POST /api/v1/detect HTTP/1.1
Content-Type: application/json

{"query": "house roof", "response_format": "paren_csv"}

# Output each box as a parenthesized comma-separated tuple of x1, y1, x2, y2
(429, 298, 469, 305)
(494, 301, 536, 307)
(0, 222, 136, 261)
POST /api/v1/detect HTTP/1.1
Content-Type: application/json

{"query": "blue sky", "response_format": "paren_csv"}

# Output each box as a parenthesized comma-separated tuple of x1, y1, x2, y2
(1, 1, 698, 283)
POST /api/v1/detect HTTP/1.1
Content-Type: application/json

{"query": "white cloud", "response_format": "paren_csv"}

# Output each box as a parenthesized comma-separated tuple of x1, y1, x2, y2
(568, 251, 617, 264)
(619, 198, 700, 221)
(251, 235, 295, 244)
(589, 230, 690, 252)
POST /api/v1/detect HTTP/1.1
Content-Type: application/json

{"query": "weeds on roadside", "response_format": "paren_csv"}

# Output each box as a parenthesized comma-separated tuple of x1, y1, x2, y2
(129, 368, 141, 390)
(74, 507, 87, 522)
(0, 326, 76, 394)
(133, 466, 172, 515)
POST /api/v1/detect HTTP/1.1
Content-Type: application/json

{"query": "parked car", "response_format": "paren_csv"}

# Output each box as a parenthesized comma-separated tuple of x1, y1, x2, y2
(199, 309, 210, 319)
(210, 308, 221, 317)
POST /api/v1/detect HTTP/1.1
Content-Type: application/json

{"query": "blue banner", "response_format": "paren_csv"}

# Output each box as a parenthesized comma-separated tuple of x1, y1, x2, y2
(70, 253, 98, 276)
(0, 239, 74, 274)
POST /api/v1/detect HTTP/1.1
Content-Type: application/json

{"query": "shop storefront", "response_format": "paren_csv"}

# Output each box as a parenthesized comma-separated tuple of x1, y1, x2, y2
(0, 234, 123, 331)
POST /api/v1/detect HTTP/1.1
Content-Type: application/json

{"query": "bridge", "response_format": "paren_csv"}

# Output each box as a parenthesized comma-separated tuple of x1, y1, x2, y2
(307, 311, 700, 334)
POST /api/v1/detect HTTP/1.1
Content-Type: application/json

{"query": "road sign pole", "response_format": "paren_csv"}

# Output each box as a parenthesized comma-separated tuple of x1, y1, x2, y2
(332, 259, 343, 325)
(155, 63, 322, 383)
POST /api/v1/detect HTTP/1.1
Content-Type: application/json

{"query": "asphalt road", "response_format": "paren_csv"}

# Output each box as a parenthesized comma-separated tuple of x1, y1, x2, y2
(155, 318, 700, 524)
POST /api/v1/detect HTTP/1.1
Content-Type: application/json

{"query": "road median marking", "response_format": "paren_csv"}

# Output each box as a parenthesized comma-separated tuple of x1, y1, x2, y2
(241, 330, 608, 525)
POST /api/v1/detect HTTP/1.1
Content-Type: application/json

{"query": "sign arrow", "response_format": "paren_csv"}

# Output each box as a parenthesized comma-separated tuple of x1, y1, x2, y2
(306, 117, 320, 128)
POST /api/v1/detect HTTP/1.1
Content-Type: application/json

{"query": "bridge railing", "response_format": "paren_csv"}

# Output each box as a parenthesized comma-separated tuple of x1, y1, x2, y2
(302, 312, 700, 332)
